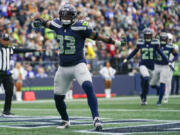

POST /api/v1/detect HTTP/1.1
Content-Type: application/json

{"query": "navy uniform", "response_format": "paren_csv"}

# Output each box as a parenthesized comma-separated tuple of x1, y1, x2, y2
(122, 28, 169, 105)
(32, 3, 123, 130)
(150, 32, 178, 105)
(49, 19, 93, 94)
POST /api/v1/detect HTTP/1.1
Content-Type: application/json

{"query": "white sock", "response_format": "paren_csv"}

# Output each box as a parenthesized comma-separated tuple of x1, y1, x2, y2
(105, 89, 111, 98)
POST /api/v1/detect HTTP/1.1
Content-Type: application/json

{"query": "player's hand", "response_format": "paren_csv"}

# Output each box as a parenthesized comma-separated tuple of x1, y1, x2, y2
(32, 18, 46, 28)
(119, 59, 127, 69)
(168, 63, 175, 71)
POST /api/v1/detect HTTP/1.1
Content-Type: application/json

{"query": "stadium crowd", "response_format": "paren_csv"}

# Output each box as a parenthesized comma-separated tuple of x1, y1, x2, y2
(0, 0, 180, 77)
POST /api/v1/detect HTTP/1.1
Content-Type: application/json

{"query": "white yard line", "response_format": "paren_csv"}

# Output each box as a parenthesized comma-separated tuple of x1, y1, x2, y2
(9, 108, 180, 112)
(0, 95, 180, 104)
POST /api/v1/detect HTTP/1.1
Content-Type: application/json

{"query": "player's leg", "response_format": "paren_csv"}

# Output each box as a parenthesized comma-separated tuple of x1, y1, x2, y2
(171, 76, 175, 95)
(157, 66, 169, 106)
(150, 67, 160, 95)
(164, 70, 173, 103)
(54, 66, 73, 128)
(74, 63, 102, 130)
(66, 82, 73, 100)
(139, 65, 151, 105)
(2, 76, 14, 115)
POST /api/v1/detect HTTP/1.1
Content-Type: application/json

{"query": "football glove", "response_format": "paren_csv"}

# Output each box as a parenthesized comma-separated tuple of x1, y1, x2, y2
(119, 59, 127, 69)
(32, 18, 47, 28)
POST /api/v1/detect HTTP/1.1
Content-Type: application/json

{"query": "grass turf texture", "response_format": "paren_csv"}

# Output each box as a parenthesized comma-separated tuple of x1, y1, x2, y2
(0, 96, 180, 135)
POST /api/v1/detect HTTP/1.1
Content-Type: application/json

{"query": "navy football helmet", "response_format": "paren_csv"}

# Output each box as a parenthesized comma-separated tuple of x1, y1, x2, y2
(143, 28, 153, 42)
(59, 3, 77, 25)
(160, 32, 168, 45)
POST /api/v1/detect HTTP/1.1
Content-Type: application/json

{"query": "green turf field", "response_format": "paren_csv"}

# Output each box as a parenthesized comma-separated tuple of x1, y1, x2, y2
(0, 96, 180, 135)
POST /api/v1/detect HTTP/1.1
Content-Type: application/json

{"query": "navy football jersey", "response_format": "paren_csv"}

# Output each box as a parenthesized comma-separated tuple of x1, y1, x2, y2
(49, 19, 92, 66)
(137, 39, 160, 70)
(155, 44, 174, 65)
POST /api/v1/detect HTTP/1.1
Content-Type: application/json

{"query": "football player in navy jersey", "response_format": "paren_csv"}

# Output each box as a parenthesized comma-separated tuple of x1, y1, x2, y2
(121, 28, 169, 105)
(150, 32, 178, 106)
(32, 3, 124, 130)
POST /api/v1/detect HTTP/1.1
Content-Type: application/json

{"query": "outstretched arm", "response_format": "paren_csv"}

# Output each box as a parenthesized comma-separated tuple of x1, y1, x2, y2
(126, 47, 139, 61)
(89, 31, 126, 47)
(13, 48, 38, 53)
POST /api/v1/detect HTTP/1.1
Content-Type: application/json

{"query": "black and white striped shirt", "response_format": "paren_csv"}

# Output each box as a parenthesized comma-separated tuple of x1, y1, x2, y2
(0, 44, 37, 72)
(0, 46, 13, 71)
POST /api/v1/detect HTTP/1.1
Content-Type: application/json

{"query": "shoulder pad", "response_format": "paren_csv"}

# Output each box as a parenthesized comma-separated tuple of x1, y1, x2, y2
(151, 39, 160, 45)
(71, 21, 90, 31)
(166, 44, 173, 48)
(50, 18, 62, 28)
(136, 39, 144, 45)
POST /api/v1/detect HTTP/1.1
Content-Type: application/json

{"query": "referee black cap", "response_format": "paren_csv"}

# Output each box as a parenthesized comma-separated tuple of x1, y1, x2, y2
(0, 33, 9, 41)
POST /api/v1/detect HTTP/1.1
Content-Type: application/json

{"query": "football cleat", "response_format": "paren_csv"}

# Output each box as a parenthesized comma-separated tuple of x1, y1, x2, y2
(141, 101, 147, 105)
(56, 120, 70, 129)
(163, 98, 168, 103)
(157, 101, 161, 106)
(1, 112, 15, 117)
(140, 94, 147, 105)
(93, 117, 103, 131)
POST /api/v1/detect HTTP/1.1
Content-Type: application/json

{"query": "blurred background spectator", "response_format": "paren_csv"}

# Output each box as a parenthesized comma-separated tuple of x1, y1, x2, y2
(0, 0, 180, 77)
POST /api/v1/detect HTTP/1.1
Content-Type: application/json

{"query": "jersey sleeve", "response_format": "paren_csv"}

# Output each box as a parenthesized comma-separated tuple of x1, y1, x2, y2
(49, 19, 62, 31)
(71, 21, 93, 38)
(136, 39, 144, 48)
(152, 39, 160, 49)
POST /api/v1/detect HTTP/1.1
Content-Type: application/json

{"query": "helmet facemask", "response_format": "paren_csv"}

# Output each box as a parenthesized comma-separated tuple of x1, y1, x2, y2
(144, 34, 152, 42)
(59, 4, 77, 26)
(143, 28, 153, 43)
(160, 33, 168, 45)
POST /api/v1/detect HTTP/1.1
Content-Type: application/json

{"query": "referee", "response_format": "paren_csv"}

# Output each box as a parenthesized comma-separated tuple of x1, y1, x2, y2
(0, 33, 38, 116)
